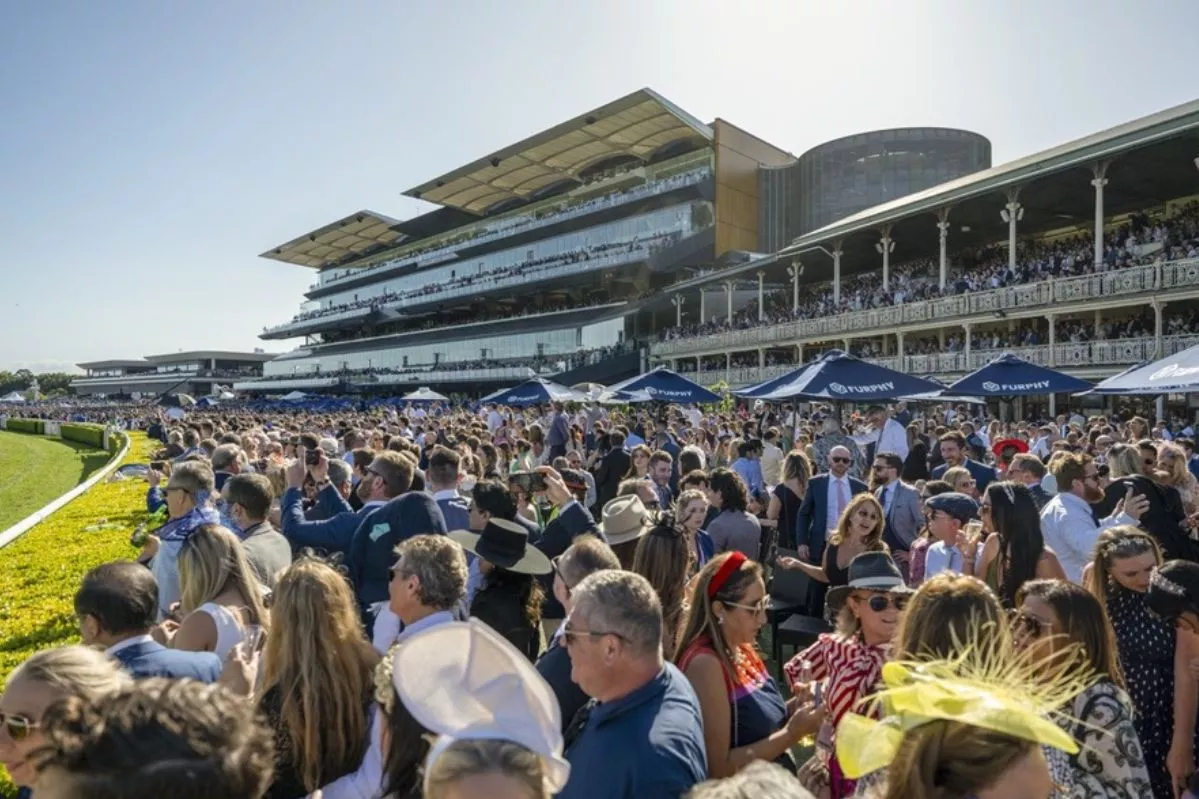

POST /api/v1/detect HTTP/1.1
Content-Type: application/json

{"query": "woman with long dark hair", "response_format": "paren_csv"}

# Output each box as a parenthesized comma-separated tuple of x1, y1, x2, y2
(973, 481, 1065, 608)
(632, 513, 694, 654)
(1014, 579, 1152, 798)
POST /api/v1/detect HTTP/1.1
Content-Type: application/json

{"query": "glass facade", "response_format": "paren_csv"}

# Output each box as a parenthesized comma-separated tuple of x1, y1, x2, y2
(796, 128, 991, 235)
(315, 203, 703, 310)
(262, 317, 625, 377)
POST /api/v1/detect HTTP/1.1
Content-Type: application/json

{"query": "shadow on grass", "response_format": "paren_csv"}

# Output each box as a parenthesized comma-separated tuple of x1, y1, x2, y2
(0, 612, 77, 654)
(55, 439, 112, 484)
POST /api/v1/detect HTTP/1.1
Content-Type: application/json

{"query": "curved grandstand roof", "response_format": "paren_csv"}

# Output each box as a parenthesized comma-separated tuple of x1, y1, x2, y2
(781, 96, 1199, 253)
(260, 211, 403, 269)
(403, 88, 713, 215)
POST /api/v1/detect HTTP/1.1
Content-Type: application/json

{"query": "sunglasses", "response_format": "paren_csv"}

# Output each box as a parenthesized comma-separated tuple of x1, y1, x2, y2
(855, 593, 909, 612)
(1011, 610, 1051, 638)
(831, 457, 851, 464)
(0, 711, 40, 741)
(723, 597, 769, 614)
(561, 624, 626, 647)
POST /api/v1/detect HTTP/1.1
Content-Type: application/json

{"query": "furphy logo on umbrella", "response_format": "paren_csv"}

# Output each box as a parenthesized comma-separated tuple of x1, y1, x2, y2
(828, 381, 895, 395)
(644, 386, 692, 398)
(506, 394, 539, 403)
(1150, 363, 1199, 382)
(982, 380, 1050, 392)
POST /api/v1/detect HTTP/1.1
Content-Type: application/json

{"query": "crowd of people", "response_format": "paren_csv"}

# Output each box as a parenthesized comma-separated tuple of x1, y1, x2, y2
(7, 393, 1199, 798)
(269, 230, 685, 332)
(657, 201, 1199, 344)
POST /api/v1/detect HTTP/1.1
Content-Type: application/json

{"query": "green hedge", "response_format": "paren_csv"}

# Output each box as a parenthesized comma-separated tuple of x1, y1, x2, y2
(5, 418, 43, 435)
(60, 423, 107, 451)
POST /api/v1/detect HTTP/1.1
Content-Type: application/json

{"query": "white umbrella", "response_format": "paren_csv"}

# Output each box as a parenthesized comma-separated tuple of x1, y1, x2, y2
(402, 387, 449, 403)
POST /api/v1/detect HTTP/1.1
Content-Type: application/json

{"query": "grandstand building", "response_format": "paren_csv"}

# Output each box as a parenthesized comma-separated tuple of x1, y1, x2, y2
(651, 97, 1199, 416)
(71, 351, 275, 398)
(238, 89, 800, 395)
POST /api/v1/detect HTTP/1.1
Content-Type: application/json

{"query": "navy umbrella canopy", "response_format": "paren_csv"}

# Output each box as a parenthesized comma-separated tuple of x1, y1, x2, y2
(1086, 343, 1199, 394)
(603, 366, 721, 404)
(736, 350, 943, 401)
(945, 353, 1092, 396)
(479, 378, 585, 408)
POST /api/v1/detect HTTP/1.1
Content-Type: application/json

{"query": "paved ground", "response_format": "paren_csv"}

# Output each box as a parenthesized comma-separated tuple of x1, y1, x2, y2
(0, 430, 108, 533)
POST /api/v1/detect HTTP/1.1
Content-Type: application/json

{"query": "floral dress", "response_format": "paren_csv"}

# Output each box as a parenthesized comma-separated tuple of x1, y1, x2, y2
(1106, 587, 1175, 799)
(1057, 680, 1153, 799)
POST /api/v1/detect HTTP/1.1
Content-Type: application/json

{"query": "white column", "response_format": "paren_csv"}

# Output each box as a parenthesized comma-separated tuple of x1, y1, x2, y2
(725, 280, 733, 321)
(897, 331, 905, 361)
(758, 348, 765, 369)
(1003, 189, 1022, 272)
(699, 289, 706, 323)
(964, 323, 972, 360)
(832, 242, 843, 305)
(757, 270, 766, 322)
(936, 207, 951, 290)
(796, 342, 803, 364)
(1047, 314, 1057, 367)
(1094, 309, 1101, 339)
(788, 261, 801, 312)
(878, 225, 893, 291)
(1154, 300, 1165, 357)
(1091, 161, 1110, 269)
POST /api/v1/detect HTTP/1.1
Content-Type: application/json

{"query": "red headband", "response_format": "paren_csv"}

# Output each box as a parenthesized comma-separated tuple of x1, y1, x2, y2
(708, 551, 747, 599)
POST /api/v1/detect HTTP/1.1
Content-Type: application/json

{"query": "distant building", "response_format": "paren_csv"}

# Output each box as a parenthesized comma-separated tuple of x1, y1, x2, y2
(71, 351, 276, 397)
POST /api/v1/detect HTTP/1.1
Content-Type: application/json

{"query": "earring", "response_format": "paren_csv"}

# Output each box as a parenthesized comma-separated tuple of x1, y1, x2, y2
(717, 616, 725, 625)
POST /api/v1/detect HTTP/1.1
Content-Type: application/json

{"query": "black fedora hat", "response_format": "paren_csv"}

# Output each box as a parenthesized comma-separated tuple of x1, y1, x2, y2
(826, 551, 913, 613)
(449, 518, 551, 575)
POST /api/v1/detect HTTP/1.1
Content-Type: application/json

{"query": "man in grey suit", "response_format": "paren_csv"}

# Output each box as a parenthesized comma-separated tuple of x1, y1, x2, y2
(872, 451, 923, 582)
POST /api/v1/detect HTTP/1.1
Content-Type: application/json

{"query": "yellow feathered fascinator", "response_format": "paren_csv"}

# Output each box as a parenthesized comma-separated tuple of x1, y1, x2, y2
(835, 647, 1092, 779)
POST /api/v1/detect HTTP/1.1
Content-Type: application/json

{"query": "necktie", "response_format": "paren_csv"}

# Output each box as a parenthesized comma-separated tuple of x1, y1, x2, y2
(835, 478, 848, 526)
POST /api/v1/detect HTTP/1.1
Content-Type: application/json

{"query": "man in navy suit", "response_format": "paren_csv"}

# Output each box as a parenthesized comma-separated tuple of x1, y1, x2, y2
(931, 431, 997, 492)
(427, 445, 470, 531)
(280, 447, 412, 554)
(795, 444, 869, 566)
(75, 562, 221, 682)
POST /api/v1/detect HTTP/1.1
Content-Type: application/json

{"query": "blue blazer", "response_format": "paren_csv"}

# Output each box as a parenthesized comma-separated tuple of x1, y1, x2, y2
(280, 485, 368, 553)
(931, 458, 997, 493)
(795, 474, 869, 557)
(111, 639, 222, 682)
(436, 495, 471, 533)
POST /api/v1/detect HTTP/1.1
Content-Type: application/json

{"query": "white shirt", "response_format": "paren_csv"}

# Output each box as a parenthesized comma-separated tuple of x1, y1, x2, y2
(924, 540, 983, 580)
(825, 474, 853, 531)
(105, 634, 155, 657)
(875, 417, 909, 460)
(1040, 491, 1133, 583)
(760, 442, 784, 486)
(487, 409, 503, 431)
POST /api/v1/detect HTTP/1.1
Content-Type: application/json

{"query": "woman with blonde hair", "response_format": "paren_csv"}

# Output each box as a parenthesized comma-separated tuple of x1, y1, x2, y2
(159, 523, 269, 660)
(259, 558, 379, 798)
(675, 488, 715, 573)
(766, 451, 810, 550)
(0, 646, 132, 797)
(777, 493, 886, 617)
(940, 465, 976, 498)
(676, 552, 823, 779)
(892, 572, 1007, 662)
(425, 739, 549, 799)
(1156, 441, 1199, 514)
(1086, 526, 1196, 799)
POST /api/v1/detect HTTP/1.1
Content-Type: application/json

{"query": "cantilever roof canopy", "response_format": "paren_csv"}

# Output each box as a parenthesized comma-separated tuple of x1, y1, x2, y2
(404, 88, 713, 216)
(260, 210, 404, 269)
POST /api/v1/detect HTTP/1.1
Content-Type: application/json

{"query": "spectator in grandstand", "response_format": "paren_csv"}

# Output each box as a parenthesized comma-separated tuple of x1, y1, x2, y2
(558, 570, 708, 798)
(33, 678, 274, 799)
(75, 561, 222, 681)
(0, 646, 132, 798)
(224, 473, 291, 588)
(145, 460, 221, 620)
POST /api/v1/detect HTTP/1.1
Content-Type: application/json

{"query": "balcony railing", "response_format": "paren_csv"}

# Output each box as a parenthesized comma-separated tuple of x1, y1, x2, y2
(653, 258, 1199, 357)
(676, 334, 1199, 387)
(363, 366, 537, 385)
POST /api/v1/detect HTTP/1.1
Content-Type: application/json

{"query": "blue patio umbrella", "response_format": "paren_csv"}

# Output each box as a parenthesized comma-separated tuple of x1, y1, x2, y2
(946, 353, 1092, 396)
(1086, 343, 1199, 394)
(479, 377, 585, 407)
(736, 350, 943, 402)
(603, 366, 721, 404)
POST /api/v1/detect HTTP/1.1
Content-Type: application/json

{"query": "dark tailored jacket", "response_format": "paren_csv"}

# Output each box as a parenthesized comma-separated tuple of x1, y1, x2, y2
(794, 474, 869, 559)
(593, 448, 631, 509)
(280, 484, 375, 554)
(931, 458, 998, 493)
(347, 493, 448, 613)
(536, 501, 600, 621)
(111, 638, 222, 682)
(1093, 474, 1199, 562)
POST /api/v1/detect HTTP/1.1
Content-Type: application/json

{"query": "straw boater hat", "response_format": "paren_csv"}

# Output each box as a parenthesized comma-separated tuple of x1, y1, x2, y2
(596, 494, 650, 546)
(449, 518, 551, 575)
(392, 619, 571, 794)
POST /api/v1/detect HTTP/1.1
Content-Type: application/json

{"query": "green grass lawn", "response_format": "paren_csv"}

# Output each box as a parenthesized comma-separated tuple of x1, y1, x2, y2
(0, 429, 110, 532)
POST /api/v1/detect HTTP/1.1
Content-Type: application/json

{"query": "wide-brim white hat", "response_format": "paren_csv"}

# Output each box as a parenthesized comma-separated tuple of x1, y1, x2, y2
(392, 619, 571, 793)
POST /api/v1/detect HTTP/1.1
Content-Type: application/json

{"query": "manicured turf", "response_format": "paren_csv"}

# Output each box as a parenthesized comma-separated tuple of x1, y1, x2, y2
(0, 429, 110, 532)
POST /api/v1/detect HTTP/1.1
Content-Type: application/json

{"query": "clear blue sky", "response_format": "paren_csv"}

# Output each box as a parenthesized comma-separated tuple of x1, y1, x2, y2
(2, 0, 1197, 372)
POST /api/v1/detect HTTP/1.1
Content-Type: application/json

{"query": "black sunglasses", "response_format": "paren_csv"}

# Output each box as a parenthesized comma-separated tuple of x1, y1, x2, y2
(0, 711, 40, 741)
(831, 456, 851, 464)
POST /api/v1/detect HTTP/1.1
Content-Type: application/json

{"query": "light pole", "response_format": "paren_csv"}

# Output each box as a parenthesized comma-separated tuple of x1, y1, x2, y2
(786, 261, 803, 313)
(1000, 189, 1024, 271)
(671, 294, 685, 327)
(875, 226, 895, 291)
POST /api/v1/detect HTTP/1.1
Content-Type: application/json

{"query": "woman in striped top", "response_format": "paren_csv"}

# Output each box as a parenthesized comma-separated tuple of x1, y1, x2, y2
(675, 552, 824, 779)
(784, 551, 911, 799)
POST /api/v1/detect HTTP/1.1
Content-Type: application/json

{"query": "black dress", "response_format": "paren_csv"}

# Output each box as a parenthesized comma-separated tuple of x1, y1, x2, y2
(260, 686, 373, 799)
(773, 483, 803, 550)
(1108, 586, 1174, 799)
